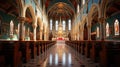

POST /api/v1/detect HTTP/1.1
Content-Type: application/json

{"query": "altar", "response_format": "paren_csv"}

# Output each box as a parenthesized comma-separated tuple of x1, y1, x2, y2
(56, 18, 64, 40)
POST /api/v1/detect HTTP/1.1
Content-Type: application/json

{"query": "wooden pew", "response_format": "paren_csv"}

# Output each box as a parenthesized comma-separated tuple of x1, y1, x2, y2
(99, 41, 120, 67)
(0, 40, 56, 67)
(29, 41, 37, 59)
(36, 41, 40, 56)
(90, 41, 102, 62)
(78, 41, 82, 53)
(0, 43, 5, 67)
(0, 41, 22, 67)
(20, 41, 31, 63)
(81, 41, 86, 55)
(84, 41, 92, 58)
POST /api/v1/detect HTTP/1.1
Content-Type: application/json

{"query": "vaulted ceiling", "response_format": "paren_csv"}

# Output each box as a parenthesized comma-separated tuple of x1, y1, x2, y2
(45, 0, 79, 19)
(106, 0, 120, 17)
(0, 0, 33, 23)
(0, 0, 19, 16)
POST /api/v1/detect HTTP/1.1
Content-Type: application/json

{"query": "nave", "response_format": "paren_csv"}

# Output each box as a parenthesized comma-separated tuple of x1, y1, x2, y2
(0, 0, 120, 67)
(22, 40, 99, 67)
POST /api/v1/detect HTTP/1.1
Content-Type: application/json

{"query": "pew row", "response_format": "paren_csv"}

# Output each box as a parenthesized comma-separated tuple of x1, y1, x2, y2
(0, 40, 56, 67)
(65, 40, 120, 67)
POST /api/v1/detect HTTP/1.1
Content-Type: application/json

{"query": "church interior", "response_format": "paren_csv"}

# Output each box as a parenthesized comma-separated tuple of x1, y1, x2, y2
(0, 0, 120, 67)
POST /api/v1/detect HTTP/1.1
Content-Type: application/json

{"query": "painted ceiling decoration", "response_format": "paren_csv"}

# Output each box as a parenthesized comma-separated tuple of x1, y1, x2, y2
(48, 2, 75, 19)
(106, 0, 120, 17)
(0, 0, 18, 16)
(45, 0, 78, 19)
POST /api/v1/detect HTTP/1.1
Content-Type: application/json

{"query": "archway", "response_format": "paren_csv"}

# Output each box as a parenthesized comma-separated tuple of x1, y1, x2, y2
(24, 7, 35, 40)
(89, 4, 100, 40)
(105, 0, 120, 40)
(84, 23, 88, 40)
(36, 17, 42, 40)
(91, 12, 99, 40)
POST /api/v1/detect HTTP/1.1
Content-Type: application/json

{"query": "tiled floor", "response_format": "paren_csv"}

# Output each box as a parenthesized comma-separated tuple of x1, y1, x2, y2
(22, 40, 100, 67)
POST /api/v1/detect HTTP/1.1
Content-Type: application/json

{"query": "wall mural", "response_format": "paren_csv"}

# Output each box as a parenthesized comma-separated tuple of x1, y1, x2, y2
(114, 19, 119, 36)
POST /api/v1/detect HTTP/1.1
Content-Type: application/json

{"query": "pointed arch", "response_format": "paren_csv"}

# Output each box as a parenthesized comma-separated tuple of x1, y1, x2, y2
(22, 4, 36, 24)
(88, 4, 101, 18)
(106, 23, 109, 37)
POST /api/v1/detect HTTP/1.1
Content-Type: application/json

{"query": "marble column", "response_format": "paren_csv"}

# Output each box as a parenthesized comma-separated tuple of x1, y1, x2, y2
(18, 17, 25, 41)
(44, 32, 46, 40)
(88, 24, 91, 40)
(39, 29, 43, 40)
(99, 17, 105, 40)
(33, 24, 37, 41)
(77, 33, 79, 40)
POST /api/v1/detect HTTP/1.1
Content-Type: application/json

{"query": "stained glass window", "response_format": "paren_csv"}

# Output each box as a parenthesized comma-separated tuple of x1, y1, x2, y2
(63, 20, 65, 30)
(83, 0, 85, 5)
(68, 19, 71, 30)
(50, 19, 52, 30)
(106, 23, 109, 37)
(77, 4, 79, 13)
(10, 20, 14, 36)
(114, 19, 119, 35)
(96, 27, 99, 38)
(56, 20, 58, 31)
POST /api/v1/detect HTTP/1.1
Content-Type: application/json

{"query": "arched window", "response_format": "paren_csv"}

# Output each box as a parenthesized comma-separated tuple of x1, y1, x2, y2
(68, 19, 71, 30)
(77, 4, 79, 13)
(106, 23, 109, 37)
(83, 0, 85, 5)
(56, 20, 58, 31)
(62, 20, 65, 30)
(114, 19, 119, 35)
(96, 27, 99, 38)
(10, 20, 14, 36)
(50, 19, 52, 30)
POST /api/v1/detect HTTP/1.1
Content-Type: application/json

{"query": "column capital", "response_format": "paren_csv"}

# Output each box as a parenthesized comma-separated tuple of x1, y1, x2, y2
(98, 17, 106, 23)
(32, 24, 37, 29)
(17, 17, 26, 22)
(44, 32, 47, 34)
(87, 24, 91, 28)
(39, 29, 43, 31)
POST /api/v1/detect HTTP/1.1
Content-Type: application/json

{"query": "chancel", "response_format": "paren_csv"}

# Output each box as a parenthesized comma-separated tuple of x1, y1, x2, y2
(57, 17, 64, 40)
(0, 0, 120, 67)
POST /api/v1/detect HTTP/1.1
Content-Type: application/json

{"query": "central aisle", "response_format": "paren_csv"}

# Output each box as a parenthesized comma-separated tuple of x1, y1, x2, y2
(41, 40, 82, 67)
(22, 40, 99, 67)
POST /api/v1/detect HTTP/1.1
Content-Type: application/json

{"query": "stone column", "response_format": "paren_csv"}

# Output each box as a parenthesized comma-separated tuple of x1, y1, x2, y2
(18, 17, 25, 41)
(33, 24, 37, 41)
(80, 26, 84, 40)
(77, 33, 79, 40)
(39, 29, 43, 40)
(99, 17, 105, 40)
(88, 24, 91, 40)
(44, 32, 46, 41)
